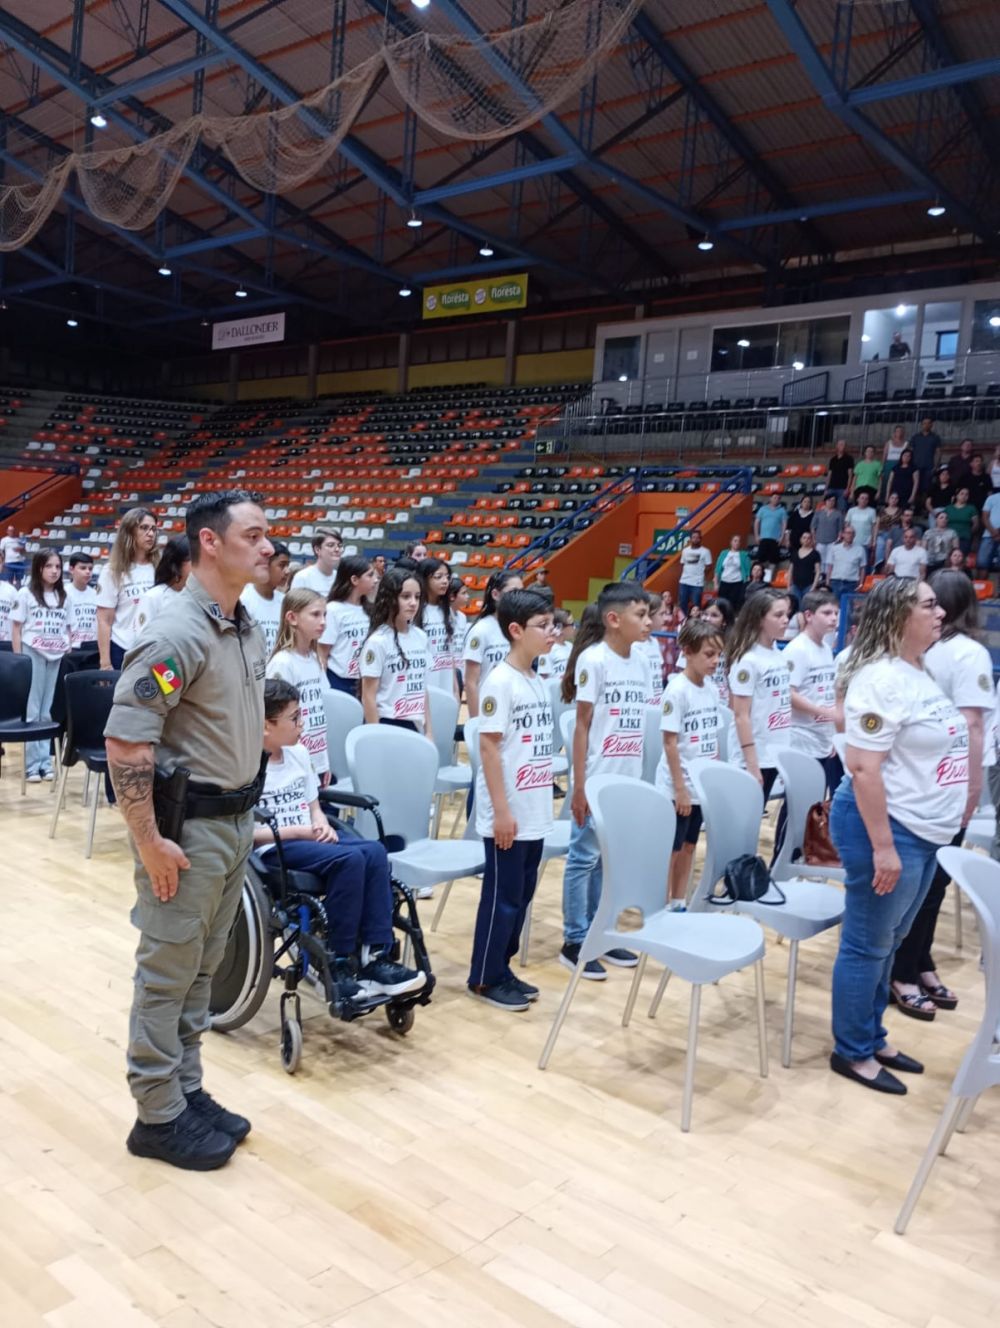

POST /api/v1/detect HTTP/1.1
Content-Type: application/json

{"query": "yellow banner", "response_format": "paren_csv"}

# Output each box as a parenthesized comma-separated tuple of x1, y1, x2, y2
(422, 272, 529, 320)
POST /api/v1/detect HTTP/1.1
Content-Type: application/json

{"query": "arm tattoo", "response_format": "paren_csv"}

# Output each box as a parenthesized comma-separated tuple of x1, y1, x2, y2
(108, 752, 158, 845)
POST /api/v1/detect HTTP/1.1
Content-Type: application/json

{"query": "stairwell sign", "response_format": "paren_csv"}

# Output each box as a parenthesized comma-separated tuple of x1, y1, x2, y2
(422, 274, 528, 320)
(211, 311, 286, 350)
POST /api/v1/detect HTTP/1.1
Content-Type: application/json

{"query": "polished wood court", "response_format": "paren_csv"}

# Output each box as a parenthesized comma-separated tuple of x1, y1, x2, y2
(1, 766, 997, 1328)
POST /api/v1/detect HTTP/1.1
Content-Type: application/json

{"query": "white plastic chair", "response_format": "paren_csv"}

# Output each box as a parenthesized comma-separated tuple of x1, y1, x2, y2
(345, 725, 484, 919)
(640, 704, 663, 785)
(426, 686, 470, 836)
(895, 846, 1000, 1234)
(539, 774, 768, 1131)
(670, 758, 845, 1068)
(322, 689, 363, 793)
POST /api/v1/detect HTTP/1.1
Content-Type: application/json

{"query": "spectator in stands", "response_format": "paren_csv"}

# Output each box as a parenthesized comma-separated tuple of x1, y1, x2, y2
(0, 525, 26, 587)
(318, 555, 375, 695)
(96, 506, 159, 670)
(728, 588, 791, 800)
(463, 569, 523, 718)
(829, 577, 965, 1095)
(753, 493, 787, 571)
(240, 541, 290, 656)
(845, 491, 877, 569)
(0, 550, 17, 647)
(786, 492, 814, 555)
(828, 526, 867, 601)
(12, 549, 71, 782)
(658, 589, 682, 675)
(881, 425, 908, 496)
(888, 330, 911, 360)
(924, 466, 954, 517)
(677, 529, 713, 616)
(873, 494, 903, 570)
(923, 511, 959, 574)
(744, 561, 768, 599)
(292, 528, 342, 597)
(811, 494, 843, 580)
(976, 484, 1000, 574)
(713, 534, 750, 610)
(991, 445, 1000, 492)
(947, 547, 972, 576)
(403, 541, 428, 562)
(887, 525, 927, 580)
(532, 564, 550, 590)
(825, 439, 855, 512)
(852, 445, 882, 502)
(371, 554, 387, 582)
(909, 417, 942, 497)
(944, 487, 978, 556)
(946, 438, 974, 488)
(64, 553, 98, 651)
(789, 530, 823, 606)
(965, 452, 992, 511)
(135, 536, 191, 638)
(886, 446, 919, 508)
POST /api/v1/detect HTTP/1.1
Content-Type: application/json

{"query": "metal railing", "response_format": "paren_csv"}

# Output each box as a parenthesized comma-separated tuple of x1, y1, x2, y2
(0, 459, 80, 521)
(620, 469, 753, 583)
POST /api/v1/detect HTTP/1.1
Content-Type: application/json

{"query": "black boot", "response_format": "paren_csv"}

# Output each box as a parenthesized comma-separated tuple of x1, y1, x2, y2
(185, 1088, 252, 1143)
(127, 1104, 237, 1170)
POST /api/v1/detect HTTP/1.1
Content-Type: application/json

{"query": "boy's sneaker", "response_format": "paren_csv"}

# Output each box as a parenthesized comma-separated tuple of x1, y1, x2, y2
(126, 1105, 236, 1171)
(468, 979, 530, 1011)
(331, 956, 368, 1005)
(42, 770, 55, 782)
(184, 1088, 251, 1143)
(559, 943, 607, 981)
(416, 886, 435, 900)
(26, 773, 41, 784)
(667, 900, 687, 913)
(357, 953, 426, 998)
(510, 975, 539, 1002)
(603, 948, 639, 967)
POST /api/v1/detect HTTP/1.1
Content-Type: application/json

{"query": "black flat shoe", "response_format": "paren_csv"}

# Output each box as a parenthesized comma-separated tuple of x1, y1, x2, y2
(830, 1052, 907, 1095)
(874, 1049, 924, 1075)
(889, 986, 937, 1021)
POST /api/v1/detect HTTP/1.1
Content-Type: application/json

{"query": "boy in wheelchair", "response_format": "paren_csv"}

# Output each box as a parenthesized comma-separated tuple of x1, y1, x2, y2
(257, 678, 427, 1005)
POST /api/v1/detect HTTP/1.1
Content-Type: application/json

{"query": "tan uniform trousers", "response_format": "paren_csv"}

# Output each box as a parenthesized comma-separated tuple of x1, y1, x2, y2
(127, 812, 254, 1123)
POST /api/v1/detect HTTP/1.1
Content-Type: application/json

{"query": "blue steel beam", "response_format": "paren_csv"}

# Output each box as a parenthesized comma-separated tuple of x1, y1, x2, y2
(846, 54, 1000, 106)
(719, 189, 928, 230)
(92, 49, 229, 105)
(765, 0, 995, 242)
(415, 153, 584, 205)
(165, 226, 267, 257)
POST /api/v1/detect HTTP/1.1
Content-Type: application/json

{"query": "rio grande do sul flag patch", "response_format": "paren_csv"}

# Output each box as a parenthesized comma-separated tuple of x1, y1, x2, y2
(151, 657, 182, 696)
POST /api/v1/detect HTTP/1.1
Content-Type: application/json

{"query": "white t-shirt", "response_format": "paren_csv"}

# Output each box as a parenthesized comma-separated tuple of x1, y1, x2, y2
(728, 642, 791, 768)
(845, 506, 876, 547)
(0, 534, 25, 563)
(829, 542, 866, 583)
(475, 661, 554, 842)
(784, 632, 837, 758)
(256, 743, 317, 848)
(679, 545, 713, 588)
(266, 650, 330, 777)
(637, 636, 666, 705)
(719, 550, 744, 583)
(320, 600, 370, 679)
(925, 634, 995, 768)
(844, 657, 967, 844)
(240, 585, 284, 656)
(421, 602, 458, 691)
(887, 543, 926, 579)
(463, 615, 509, 687)
(12, 588, 70, 659)
(135, 584, 181, 639)
(64, 583, 98, 647)
(96, 561, 156, 650)
(291, 563, 336, 598)
(360, 623, 430, 726)
(0, 580, 19, 642)
(575, 640, 649, 780)
(537, 639, 571, 682)
(655, 673, 722, 802)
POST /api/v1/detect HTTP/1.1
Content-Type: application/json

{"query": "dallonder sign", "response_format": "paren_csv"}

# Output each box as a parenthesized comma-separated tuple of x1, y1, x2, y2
(211, 311, 286, 350)
(422, 274, 528, 321)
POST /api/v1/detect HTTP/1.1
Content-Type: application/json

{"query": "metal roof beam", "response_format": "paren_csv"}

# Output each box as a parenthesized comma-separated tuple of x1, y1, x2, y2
(416, 153, 584, 205)
(846, 54, 1000, 106)
(92, 50, 229, 106)
(719, 189, 928, 230)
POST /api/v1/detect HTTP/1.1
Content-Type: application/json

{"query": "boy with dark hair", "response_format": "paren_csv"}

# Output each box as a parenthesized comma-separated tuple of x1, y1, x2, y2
(65, 552, 98, 649)
(784, 588, 842, 794)
(240, 540, 291, 654)
(468, 588, 556, 1011)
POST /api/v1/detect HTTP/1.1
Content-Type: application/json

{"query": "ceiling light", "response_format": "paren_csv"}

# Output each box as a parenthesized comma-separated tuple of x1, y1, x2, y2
(861, 333, 871, 342)
(399, 286, 413, 297)
(158, 263, 172, 277)
(200, 316, 210, 327)
(0, 299, 6, 312)
(618, 374, 628, 382)
(235, 284, 248, 298)
(412, 0, 431, 8)
(817, 410, 829, 417)
(737, 338, 750, 348)
(792, 360, 804, 371)
(479, 244, 494, 257)
(697, 235, 714, 251)
(990, 315, 1000, 329)
(927, 202, 946, 218)
(895, 303, 908, 317)
(66, 318, 78, 328)
(406, 211, 422, 229)
(89, 110, 107, 129)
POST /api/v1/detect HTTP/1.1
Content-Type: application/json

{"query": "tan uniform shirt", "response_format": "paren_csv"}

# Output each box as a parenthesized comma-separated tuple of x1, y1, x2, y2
(104, 574, 267, 789)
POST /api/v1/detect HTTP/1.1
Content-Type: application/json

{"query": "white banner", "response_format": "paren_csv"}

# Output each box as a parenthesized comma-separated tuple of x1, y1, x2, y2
(211, 311, 286, 350)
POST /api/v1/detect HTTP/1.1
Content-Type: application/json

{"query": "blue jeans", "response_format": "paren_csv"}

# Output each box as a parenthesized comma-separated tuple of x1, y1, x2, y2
(23, 645, 62, 775)
(977, 533, 1000, 571)
(562, 814, 603, 946)
(270, 837, 393, 955)
(826, 488, 848, 513)
(829, 784, 940, 1062)
(678, 583, 703, 616)
(469, 837, 543, 988)
(830, 579, 857, 602)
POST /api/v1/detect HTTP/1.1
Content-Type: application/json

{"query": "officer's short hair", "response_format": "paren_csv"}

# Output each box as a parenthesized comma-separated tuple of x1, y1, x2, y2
(186, 490, 260, 562)
(264, 677, 300, 720)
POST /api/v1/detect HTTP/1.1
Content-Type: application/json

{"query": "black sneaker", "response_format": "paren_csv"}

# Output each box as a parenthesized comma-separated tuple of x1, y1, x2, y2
(510, 974, 540, 1002)
(126, 1104, 236, 1171)
(184, 1088, 251, 1143)
(357, 953, 427, 998)
(559, 943, 607, 981)
(603, 947, 639, 968)
(331, 955, 367, 1005)
(468, 979, 530, 1011)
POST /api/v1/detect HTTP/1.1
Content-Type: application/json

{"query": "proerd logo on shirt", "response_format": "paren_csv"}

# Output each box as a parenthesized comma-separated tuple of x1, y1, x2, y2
(515, 762, 554, 791)
(602, 734, 643, 758)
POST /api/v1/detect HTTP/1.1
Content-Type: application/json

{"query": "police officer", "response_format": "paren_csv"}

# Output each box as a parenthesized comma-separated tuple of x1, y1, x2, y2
(105, 491, 273, 1170)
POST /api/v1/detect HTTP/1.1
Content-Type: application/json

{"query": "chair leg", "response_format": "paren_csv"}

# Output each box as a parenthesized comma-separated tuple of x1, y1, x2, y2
(538, 959, 586, 1070)
(755, 958, 769, 1079)
(680, 984, 702, 1132)
(518, 898, 533, 967)
(448, 798, 465, 838)
(621, 952, 648, 1028)
(85, 773, 100, 859)
(431, 793, 444, 839)
(894, 1093, 964, 1234)
(82, 768, 91, 807)
(953, 1093, 978, 1138)
(49, 765, 70, 839)
(954, 885, 963, 953)
(430, 879, 454, 932)
(20, 746, 26, 796)
(781, 939, 799, 1069)
(648, 965, 672, 1018)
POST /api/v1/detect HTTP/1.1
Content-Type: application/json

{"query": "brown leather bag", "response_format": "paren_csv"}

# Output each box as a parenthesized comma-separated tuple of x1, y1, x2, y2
(803, 799, 841, 866)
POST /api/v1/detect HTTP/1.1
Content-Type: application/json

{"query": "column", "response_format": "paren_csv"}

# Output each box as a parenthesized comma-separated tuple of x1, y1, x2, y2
(397, 331, 411, 394)
(306, 342, 319, 398)
(504, 319, 518, 387)
(227, 351, 240, 403)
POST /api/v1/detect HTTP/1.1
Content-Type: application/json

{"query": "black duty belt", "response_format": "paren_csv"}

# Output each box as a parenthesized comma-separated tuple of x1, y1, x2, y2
(186, 751, 269, 820)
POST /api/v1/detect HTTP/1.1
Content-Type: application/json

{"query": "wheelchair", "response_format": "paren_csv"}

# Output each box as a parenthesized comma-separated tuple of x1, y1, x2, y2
(209, 786, 436, 1074)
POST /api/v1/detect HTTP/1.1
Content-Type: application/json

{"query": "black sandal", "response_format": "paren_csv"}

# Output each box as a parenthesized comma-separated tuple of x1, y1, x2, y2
(919, 980, 958, 1011)
(889, 986, 937, 1021)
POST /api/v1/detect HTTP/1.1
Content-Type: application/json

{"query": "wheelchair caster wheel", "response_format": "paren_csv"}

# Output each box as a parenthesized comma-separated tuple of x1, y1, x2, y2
(386, 1004, 414, 1035)
(281, 1018, 302, 1073)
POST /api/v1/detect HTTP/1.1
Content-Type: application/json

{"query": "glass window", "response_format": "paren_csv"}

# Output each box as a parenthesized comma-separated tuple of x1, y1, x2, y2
(971, 299, 1000, 353)
(861, 305, 917, 363)
(712, 316, 848, 372)
(936, 330, 959, 360)
(602, 335, 640, 381)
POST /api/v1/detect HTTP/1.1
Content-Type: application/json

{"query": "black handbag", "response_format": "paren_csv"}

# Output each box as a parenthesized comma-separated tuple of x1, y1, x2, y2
(710, 853, 786, 906)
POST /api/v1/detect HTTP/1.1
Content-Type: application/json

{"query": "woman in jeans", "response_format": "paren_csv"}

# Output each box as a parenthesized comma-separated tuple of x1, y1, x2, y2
(829, 578, 967, 1095)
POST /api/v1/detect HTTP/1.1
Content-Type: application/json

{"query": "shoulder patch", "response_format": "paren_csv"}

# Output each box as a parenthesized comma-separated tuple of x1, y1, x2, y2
(979, 673, 992, 692)
(150, 658, 182, 696)
(662, 699, 673, 716)
(364, 648, 376, 665)
(861, 713, 882, 734)
(579, 668, 589, 687)
(469, 635, 480, 650)
(482, 696, 497, 717)
(736, 668, 750, 684)
(133, 676, 159, 701)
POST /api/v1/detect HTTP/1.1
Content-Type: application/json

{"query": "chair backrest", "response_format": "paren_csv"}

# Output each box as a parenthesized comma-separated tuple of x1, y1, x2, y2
(462, 716, 483, 840)
(426, 685, 460, 770)
(936, 847, 1000, 1096)
(587, 774, 677, 922)
(548, 676, 571, 753)
(641, 704, 663, 785)
(345, 724, 439, 846)
(0, 651, 32, 722)
(322, 689, 363, 781)
(688, 760, 764, 910)
(773, 749, 829, 879)
(62, 670, 119, 764)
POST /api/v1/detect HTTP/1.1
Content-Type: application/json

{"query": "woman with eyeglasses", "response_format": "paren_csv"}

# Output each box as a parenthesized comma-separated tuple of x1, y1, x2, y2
(97, 507, 160, 670)
(829, 578, 968, 1096)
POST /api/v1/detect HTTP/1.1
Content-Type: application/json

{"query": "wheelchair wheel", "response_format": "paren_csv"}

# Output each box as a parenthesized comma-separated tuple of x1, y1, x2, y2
(281, 1018, 302, 1074)
(209, 871, 272, 1033)
(385, 1004, 415, 1035)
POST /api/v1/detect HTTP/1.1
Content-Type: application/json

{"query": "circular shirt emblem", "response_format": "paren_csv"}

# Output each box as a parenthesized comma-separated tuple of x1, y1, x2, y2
(662, 699, 673, 716)
(469, 636, 480, 650)
(364, 649, 376, 665)
(579, 668, 589, 686)
(736, 668, 750, 684)
(861, 713, 882, 734)
(482, 697, 497, 717)
(133, 676, 159, 701)
(979, 673, 992, 692)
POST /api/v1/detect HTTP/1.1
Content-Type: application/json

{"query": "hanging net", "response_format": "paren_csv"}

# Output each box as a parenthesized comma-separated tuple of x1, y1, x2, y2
(0, 0, 640, 251)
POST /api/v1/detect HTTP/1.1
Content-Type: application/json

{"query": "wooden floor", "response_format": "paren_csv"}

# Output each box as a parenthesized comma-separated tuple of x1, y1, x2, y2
(0, 762, 997, 1328)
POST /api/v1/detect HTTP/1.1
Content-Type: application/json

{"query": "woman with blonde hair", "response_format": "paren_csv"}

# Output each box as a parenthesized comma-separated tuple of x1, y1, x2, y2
(829, 577, 968, 1095)
(96, 506, 159, 669)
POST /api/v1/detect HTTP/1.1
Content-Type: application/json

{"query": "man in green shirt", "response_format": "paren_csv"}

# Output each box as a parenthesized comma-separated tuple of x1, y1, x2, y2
(851, 444, 883, 501)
